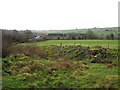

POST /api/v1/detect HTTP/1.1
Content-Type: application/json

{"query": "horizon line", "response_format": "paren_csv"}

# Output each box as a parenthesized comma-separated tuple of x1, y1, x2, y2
(0, 26, 118, 31)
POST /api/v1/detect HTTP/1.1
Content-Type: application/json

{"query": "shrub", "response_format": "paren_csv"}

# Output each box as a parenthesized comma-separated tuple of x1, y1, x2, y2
(73, 61, 89, 69)
(9, 44, 47, 59)
(29, 60, 44, 72)
(106, 64, 114, 69)
(106, 62, 119, 69)
(2, 58, 13, 75)
(15, 61, 28, 67)
(19, 66, 31, 74)
(59, 62, 72, 70)
(73, 69, 86, 76)
(95, 75, 119, 88)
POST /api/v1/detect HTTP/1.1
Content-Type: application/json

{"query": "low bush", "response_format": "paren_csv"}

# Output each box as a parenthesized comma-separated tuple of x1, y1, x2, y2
(2, 44, 119, 88)
(9, 44, 47, 58)
(95, 75, 119, 88)
(73, 69, 86, 76)
(106, 62, 119, 69)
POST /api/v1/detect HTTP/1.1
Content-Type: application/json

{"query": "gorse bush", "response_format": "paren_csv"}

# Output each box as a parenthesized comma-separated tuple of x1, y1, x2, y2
(7, 44, 118, 64)
(11, 60, 45, 75)
(106, 62, 119, 69)
(9, 44, 47, 58)
(2, 44, 119, 89)
(73, 69, 86, 76)
(95, 75, 119, 88)
(2, 58, 12, 75)
(19, 66, 31, 74)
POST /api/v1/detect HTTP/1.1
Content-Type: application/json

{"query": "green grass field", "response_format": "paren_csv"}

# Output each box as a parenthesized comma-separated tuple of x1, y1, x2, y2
(3, 40, 119, 89)
(24, 40, 118, 49)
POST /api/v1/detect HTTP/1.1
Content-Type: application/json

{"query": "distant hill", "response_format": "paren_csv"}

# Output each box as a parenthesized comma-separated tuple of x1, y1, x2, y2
(31, 27, 118, 37)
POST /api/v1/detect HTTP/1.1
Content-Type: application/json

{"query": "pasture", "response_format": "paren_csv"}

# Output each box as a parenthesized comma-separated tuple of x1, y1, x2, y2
(23, 40, 119, 49)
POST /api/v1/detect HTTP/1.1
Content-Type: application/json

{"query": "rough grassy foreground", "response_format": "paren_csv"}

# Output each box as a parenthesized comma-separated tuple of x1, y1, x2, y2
(2, 44, 119, 89)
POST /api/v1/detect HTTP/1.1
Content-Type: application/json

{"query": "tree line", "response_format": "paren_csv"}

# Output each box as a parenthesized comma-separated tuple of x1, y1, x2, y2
(1, 29, 33, 57)
(46, 30, 119, 40)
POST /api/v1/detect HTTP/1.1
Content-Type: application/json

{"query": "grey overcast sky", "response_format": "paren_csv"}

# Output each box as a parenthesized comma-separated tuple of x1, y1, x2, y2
(0, 0, 119, 30)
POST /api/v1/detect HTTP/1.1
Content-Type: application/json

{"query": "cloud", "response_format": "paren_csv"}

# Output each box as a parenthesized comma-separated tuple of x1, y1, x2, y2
(0, 0, 119, 30)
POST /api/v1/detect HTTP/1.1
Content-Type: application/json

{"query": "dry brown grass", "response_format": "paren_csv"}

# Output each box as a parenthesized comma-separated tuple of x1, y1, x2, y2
(106, 62, 119, 69)
(95, 75, 118, 88)
(19, 66, 31, 74)
(30, 60, 42, 68)
(11, 60, 44, 74)
(73, 69, 86, 76)
(9, 44, 47, 58)
(58, 62, 72, 69)
(74, 61, 89, 69)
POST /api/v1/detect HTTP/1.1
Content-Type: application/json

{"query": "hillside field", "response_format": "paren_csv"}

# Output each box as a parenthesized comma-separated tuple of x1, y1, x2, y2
(37, 27, 118, 38)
